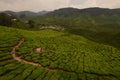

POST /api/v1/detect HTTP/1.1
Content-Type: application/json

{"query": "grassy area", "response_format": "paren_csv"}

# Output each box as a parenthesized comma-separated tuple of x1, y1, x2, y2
(0, 26, 120, 80)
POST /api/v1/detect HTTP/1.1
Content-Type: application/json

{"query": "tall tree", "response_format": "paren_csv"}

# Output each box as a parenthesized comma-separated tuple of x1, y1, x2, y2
(0, 13, 12, 26)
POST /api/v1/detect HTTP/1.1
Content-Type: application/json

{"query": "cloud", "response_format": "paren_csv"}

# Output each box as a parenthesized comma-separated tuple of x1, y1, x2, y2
(97, 0, 120, 8)
(69, 0, 97, 9)
(0, 0, 120, 12)
(0, 0, 69, 11)
(69, 0, 86, 5)
(0, 0, 22, 4)
(69, 0, 120, 9)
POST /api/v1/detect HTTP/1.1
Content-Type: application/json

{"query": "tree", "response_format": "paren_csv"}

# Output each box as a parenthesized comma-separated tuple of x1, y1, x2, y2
(28, 20, 34, 28)
(0, 13, 12, 26)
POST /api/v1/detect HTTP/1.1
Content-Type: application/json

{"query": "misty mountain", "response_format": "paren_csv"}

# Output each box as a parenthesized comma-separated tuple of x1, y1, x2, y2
(0, 10, 49, 18)
(45, 7, 80, 17)
(1, 11, 17, 16)
(1, 7, 120, 17)
(45, 7, 120, 17)
(37, 11, 49, 15)
(17, 11, 37, 16)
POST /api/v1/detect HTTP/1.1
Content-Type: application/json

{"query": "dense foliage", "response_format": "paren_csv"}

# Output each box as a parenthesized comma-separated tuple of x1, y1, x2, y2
(0, 13, 12, 26)
(0, 26, 120, 80)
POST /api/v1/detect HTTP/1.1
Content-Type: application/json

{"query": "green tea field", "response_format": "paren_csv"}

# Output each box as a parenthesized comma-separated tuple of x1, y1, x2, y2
(0, 26, 120, 80)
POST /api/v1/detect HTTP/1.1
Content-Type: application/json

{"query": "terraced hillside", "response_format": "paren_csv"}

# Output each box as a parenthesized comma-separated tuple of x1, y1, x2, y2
(0, 26, 120, 80)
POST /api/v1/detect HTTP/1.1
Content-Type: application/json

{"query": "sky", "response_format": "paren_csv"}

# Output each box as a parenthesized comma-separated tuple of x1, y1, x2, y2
(0, 0, 120, 12)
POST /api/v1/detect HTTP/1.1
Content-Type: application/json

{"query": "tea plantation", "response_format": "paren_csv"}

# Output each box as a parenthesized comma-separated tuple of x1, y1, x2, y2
(0, 26, 120, 80)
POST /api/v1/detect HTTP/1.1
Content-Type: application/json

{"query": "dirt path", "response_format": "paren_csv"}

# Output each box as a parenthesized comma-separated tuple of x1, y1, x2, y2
(11, 38, 57, 72)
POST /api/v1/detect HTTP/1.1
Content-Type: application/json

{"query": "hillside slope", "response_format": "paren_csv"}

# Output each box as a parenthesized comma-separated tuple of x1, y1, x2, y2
(0, 26, 120, 80)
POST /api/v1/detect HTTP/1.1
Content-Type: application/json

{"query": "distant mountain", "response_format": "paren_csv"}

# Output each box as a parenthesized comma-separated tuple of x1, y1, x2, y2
(1, 7, 120, 17)
(17, 11, 37, 16)
(0, 10, 35, 18)
(37, 11, 49, 15)
(2, 11, 17, 16)
(79, 7, 110, 16)
(80, 7, 120, 16)
(0, 10, 49, 17)
(45, 7, 120, 17)
(45, 7, 80, 17)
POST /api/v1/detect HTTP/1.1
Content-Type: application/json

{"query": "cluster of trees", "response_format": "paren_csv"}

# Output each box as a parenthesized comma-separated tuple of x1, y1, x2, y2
(0, 13, 12, 26)
(0, 13, 35, 29)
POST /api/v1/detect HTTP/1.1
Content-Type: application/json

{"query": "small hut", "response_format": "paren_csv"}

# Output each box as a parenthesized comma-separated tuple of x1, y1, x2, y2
(34, 48, 43, 53)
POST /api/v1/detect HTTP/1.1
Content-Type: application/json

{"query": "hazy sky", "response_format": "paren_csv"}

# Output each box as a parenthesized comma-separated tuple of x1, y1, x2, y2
(0, 0, 120, 12)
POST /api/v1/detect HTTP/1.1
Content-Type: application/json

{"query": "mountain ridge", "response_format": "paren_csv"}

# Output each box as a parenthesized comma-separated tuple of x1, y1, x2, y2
(46, 7, 120, 16)
(1, 7, 120, 17)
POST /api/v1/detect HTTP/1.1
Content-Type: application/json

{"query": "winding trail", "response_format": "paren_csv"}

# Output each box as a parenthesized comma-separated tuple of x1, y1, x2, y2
(11, 38, 57, 72)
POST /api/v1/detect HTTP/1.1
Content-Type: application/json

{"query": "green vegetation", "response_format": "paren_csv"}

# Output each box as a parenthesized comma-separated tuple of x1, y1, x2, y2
(0, 26, 120, 80)
(0, 7, 120, 80)
(0, 13, 12, 26)
(14, 9, 119, 48)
